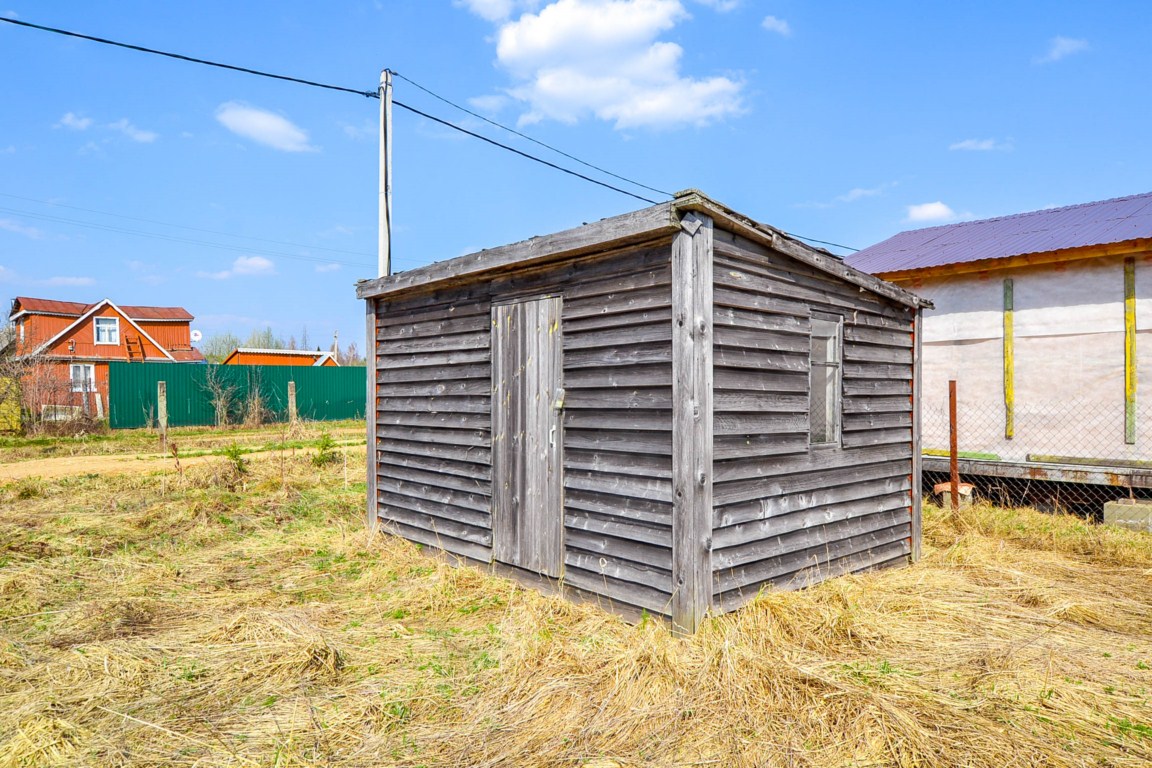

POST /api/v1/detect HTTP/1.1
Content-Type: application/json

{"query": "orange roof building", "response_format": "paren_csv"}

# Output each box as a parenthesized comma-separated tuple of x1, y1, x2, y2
(221, 348, 339, 367)
(6, 296, 204, 419)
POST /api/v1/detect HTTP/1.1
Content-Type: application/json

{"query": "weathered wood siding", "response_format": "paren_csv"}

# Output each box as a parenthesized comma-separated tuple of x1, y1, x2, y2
(710, 228, 916, 611)
(371, 241, 676, 615)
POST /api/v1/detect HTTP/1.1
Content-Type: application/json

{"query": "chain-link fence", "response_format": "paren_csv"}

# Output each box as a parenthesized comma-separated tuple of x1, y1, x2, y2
(922, 382, 1152, 519)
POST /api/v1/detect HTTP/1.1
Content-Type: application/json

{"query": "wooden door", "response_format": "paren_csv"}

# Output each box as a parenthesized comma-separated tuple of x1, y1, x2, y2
(491, 296, 564, 577)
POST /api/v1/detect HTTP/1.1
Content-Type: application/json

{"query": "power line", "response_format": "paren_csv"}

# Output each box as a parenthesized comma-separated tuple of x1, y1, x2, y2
(0, 18, 377, 98)
(391, 72, 673, 199)
(390, 101, 659, 205)
(786, 233, 859, 253)
(0, 192, 375, 258)
(1, 17, 662, 205)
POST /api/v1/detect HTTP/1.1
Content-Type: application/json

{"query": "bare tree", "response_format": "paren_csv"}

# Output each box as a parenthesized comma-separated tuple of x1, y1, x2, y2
(0, 321, 75, 433)
(202, 365, 241, 427)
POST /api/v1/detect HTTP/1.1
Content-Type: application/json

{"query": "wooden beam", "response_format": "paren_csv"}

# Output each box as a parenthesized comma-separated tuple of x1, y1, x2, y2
(910, 307, 923, 562)
(672, 191, 930, 310)
(878, 239, 1152, 283)
(357, 203, 679, 299)
(1125, 257, 1137, 445)
(671, 211, 714, 635)
(1003, 278, 1014, 440)
(366, 298, 379, 530)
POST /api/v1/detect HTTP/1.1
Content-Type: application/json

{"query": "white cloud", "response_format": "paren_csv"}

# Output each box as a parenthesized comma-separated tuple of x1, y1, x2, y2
(3, 10, 17, 19)
(906, 202, 957, 223)
(342, 119, 375, 140)
(837, 183, 895, 203)
(696, 0, 739, 11)
(108, 118, 158, 143)
(468, 94, 512, 114)
(215, 102, 316, 152)
(0, 218, 44, 239)
(56, 112, 93, 131)
(761, 15, 791, 36)
(315, 263, 341, 273)
(198, 255, 276, 280)
(949, 137, 1013, 152)
(0, 145, 13, 154)
(1035, 36, 1089, 64)
(0, 265, 13, 282)
(43, 276, 95, 286)
(470, 0, 743, 129)
(456, 0, 519, 20)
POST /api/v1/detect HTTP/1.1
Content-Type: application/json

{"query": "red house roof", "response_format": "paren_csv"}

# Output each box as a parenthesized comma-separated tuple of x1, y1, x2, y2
(847, 191, 1152, 276)
(10, 296, 194, 321)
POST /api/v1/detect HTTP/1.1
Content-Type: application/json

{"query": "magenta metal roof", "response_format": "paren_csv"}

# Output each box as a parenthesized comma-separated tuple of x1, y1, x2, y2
(846, 191, 1152, 275)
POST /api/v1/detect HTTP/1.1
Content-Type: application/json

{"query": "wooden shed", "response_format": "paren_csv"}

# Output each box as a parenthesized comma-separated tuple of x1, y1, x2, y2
(357, 190, 932, 633)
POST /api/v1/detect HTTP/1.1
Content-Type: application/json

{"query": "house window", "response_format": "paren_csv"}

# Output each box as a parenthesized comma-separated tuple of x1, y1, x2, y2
(71, 363, 96, 393)
(94, 317, 120, 345)
(809, 315, 842, 446)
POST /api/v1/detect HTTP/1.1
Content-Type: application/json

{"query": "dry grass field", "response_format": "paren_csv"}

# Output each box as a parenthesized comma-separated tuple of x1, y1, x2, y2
(2, 439, 1152, 766)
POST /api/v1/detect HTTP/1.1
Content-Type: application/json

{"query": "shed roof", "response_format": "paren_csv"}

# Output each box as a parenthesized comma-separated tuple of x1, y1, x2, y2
(846, 191, 1152, 277)
(11, 296, 194, 321)
(357, 191, 930, 310)
(223, 348, 336, 366)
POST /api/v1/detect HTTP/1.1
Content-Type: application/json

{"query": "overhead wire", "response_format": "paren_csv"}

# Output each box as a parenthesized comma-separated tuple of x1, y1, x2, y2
(0, 17, 662, 205)
(390, 71, 673, 199)
(0, 17, 858, 250)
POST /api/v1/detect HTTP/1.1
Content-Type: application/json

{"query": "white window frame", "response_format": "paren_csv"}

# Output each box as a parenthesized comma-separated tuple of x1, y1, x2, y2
(71, 363, 96, 393)
(94, 316, 120, 345)
(809, 313, 843, 448)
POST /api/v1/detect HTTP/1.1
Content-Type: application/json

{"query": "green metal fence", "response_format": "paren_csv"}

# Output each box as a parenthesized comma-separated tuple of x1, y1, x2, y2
(108, 362, 365, 429)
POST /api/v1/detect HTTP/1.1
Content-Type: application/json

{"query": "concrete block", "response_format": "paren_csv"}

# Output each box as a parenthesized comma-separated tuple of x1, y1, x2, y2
(1103, 499, 1152, 532)
(933, 481, 974, 509)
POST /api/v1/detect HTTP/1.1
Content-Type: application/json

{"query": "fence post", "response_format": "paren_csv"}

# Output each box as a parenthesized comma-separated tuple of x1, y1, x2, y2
(157, 381, 168, 444)
(949, 379, 960, 514)
(288, 381, 298, 424)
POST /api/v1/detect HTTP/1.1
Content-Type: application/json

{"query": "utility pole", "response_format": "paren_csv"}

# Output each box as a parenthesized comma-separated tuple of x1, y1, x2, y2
(379, 68, 393, 278)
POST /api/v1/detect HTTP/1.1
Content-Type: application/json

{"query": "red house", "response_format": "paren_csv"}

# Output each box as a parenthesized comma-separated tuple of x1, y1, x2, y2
(6, 296, 204, 418)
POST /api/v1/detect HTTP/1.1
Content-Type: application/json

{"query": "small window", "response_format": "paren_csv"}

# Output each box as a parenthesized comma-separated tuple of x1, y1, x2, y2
(809, 315, 842, 445)
(94, 317, 120, 345)
(71, 363, 95, 393)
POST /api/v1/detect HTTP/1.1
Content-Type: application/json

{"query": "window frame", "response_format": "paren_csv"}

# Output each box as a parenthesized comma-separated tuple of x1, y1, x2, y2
(94, 316, 120, 346)
(808, 312, 844, 449)
(70, 363, 96, 393)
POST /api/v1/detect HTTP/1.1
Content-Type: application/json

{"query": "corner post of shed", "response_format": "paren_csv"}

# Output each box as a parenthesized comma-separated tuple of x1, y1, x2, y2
(910, 305, 924, 561)
(671, 210, 714, 635)
(365, 297, 378, 531)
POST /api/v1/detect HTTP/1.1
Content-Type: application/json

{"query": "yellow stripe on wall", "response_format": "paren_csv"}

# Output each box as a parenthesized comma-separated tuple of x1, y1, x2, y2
(1125, 257, 1137, 445)
(1003, 278, 1014, 440)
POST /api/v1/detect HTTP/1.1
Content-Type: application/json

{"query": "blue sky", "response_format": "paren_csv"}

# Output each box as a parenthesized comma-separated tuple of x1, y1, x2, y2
(2, 1, 1150, 350)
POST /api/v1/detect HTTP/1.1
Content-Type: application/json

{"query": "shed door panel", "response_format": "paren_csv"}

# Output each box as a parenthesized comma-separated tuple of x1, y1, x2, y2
(491, 296, 564, 577)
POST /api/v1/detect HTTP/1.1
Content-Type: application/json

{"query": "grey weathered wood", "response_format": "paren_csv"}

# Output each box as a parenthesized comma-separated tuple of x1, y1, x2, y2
(843, 344, 912, 365)
(365, 298, 378, 530)
(564, 284, 672, 321)
(841, 427, 912, 448)
(715, 541, 909, 612)
(377, 474, 490, 514)
(567, 528, 673, 570)
(564, 364, 673, 389)
(376, 516, 492, 562)
(378, 459, 490, 496)
(375, 347, 490, 368)
(565, 488, 672, 525)
(156, 381, 168, 438)
(564, 448, 673, 478)
(564, 343, 672, 369)
(287, 381, 298, 424)
(671, 211, 714, 635)
(563, 428, 672, 456)
(844, 324, 914, 348)
(378, 362, 490, 384)
(379, 410, 490, 430)
(910, 306, 923, 562)
(714, 413, 807, 436)
(376, 379, 489, 397)
(377, 489, 491, 529)
(712, 346, 807, 372)
(713, 458, 911, 507)
(675, 192, 929, 310)
(713, 507, 910, 570)
(358, 204, 679, 299)
(564, 468, 673, 502)
(843, 362, 914, 380)
(715, 523, 912, 594)
(564, 306, 673, 333)
(714, 368, 807, 393)
(562, 567, 673, 615)
(843, 395, 915, 414)
(713, 434, 809, 461)
(563, 387, 672, 410)
(379, 438, 490, 466)
(565, 551, 671, 592)
(491, 296, 564, 578)
(713, 491, 911, 548)
(565, 510, 673, 548)
(713, 305, 809, 336)
(715, 475, 911, 527)
(713, 442, 910, 483)
(563, 321, 672, 350)
(376, 395, 491, 414)
(714, 325, 809, 354)
(377, 425, 489, 448)
(375, 329, 490, 353)
(377, 449, 490, 481)
(842, 411, 912, 430)
(564, 409, 671, 432)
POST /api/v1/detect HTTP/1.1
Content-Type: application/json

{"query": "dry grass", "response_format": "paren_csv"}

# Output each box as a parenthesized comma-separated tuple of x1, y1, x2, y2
(2, 455, 1152, 767)
(0, 419, 364, 464)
